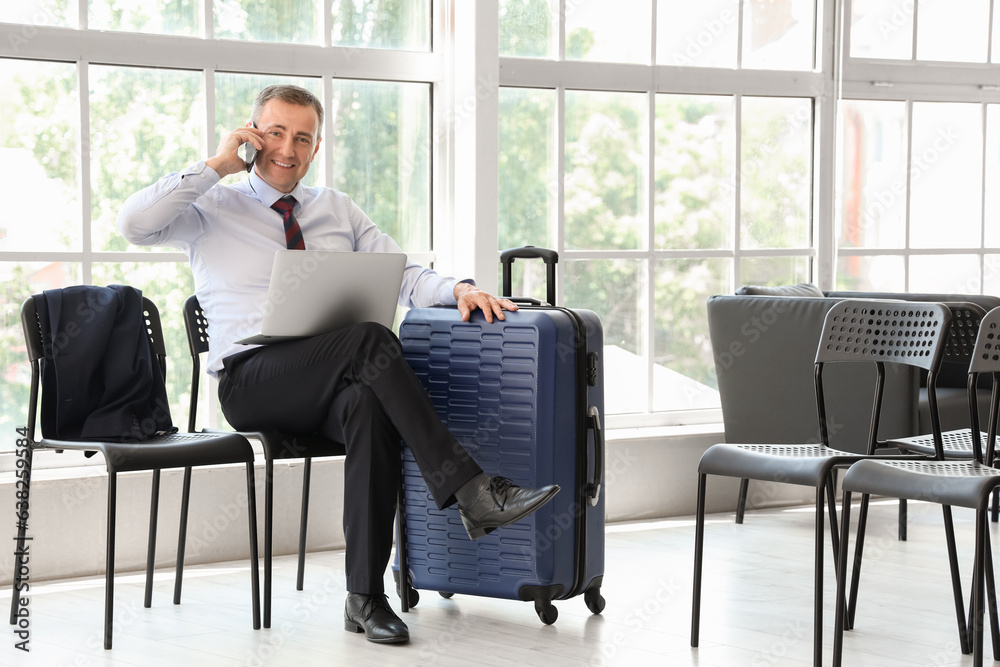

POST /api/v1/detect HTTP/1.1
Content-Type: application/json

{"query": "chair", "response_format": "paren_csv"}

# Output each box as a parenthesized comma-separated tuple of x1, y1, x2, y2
(833, 306, 1000, 667)
(9, 289, 260, 649)
(691, 299, 951, 667)
(181, 295, 349, 628)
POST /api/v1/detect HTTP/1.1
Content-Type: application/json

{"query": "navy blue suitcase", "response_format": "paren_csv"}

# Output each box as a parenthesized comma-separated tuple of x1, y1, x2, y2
(393, 247, 606, 624)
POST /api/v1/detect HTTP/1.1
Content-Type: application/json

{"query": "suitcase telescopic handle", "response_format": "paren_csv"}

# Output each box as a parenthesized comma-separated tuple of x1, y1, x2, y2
(500, 246, 558, 306)
(587, 405, 604, 506)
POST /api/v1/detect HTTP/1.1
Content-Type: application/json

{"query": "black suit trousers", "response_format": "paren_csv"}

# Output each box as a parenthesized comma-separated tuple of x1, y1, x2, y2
(217, 321, 482, 594)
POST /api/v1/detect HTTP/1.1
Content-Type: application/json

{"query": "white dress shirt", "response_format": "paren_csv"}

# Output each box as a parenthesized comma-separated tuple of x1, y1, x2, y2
(117, 162, 463, 375)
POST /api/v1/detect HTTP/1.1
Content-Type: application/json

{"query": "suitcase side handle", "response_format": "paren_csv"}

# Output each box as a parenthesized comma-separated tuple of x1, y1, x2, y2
(500, 246, 558, 306)
(586, 405, 604, 506)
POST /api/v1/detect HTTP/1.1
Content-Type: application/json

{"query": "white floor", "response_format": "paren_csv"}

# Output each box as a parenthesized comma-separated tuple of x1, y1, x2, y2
(2, 498, 995, 666)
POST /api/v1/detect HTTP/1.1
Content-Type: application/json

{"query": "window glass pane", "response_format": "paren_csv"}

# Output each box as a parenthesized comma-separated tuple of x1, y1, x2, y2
(916, 0, 990, 63)
(836, 254, 905, 291)
(837, 99, 907, 250)
(330, 80, 430, 253)
(1, 261, 82, 448)
(909, 102, 981, 249)
(499, 87, 555, 251)
(986, 105, 1000, 247)
(909, 254, 980, 293)
(994, 5, 1000, 64)
(216, 0, 321, 44)
(652, 258, 727, 411)
(90, 0, 197, 36)
(740, 96, 812, 249)
(563, 258, 644, 416)
(499, 0, 555, 59)
(332, 0, 430, 51)
(214, 73, 323, 189)
(848, 0, 914, 59)
(739, 255, 811, 287)
(92, 262, 195, 430)
(741, 0, 815, 70)
(565, 90, 646, 251)
(984, 255, 1000, 295)
(565, 0, 651, 64)
(0, 0, 75, 27)
(656, 0, 738, 68)
(1, 59, 80, 252)
(90, 66, 204, 253)
(654, 94, 734, 249)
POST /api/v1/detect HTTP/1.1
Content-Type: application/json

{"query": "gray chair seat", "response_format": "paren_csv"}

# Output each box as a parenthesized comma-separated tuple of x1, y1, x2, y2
(885, 429, 986, 459)
(44, 431, 254, 473)
(698, 443, 861, 487)
(844, 459, 1000, 509)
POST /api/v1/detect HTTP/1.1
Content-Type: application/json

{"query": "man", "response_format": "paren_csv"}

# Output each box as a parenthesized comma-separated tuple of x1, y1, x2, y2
(117, 85, 559, 644)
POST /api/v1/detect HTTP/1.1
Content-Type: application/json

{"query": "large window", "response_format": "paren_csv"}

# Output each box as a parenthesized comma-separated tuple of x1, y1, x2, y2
(837, 0, 1000, 295)
(498, 0, 822, 425)
(4, 0, 1000, 446)
(0, 1, 434, 459)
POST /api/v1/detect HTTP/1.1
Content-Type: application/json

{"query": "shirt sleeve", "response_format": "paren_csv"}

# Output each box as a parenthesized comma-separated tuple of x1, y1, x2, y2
(344, 195, 463, 308)
(116, 161, 220, 249)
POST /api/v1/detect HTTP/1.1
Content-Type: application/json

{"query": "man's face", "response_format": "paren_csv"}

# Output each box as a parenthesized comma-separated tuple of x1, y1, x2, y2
(250, 98, 322, 194)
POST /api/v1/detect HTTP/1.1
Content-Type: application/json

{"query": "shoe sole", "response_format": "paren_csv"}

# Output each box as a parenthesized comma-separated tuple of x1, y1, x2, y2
(344, 616, 409, 644)
(461, 485, 561, 540)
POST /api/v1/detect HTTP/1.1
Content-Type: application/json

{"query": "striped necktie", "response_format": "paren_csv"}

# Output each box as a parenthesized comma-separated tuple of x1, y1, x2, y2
(272, 195, 305, 250)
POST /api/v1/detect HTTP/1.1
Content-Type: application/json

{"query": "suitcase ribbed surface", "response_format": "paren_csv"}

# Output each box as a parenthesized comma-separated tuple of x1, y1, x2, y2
(399, 315, 565, 597)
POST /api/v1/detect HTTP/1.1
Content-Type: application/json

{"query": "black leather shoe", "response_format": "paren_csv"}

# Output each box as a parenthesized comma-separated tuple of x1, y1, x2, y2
(344, 593, 409, 644)
(458, 475, 560, 540)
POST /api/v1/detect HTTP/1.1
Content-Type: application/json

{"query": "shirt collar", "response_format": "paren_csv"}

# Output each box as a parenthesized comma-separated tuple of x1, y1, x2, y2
(248, 169, 306, 209)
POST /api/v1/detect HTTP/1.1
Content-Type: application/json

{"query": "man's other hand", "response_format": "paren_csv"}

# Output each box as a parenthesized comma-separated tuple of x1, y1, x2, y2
(454, 282, 518, 323)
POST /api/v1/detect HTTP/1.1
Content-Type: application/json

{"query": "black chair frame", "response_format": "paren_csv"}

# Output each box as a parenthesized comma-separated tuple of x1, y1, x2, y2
(834, 305, 1000, 666)
(9, 294, 260, 649)
(692, 299, 951, 667)
(181, 295, 418, 624)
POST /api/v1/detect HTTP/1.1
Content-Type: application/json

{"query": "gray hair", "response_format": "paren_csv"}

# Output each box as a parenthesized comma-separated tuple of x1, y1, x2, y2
(250, 85, 324, 139)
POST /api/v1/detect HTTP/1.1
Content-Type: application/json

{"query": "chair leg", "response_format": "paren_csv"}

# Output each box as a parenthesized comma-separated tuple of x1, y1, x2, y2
(690, 473, 707, 647)
(264, 458, 274, 629)
(898, 498, 908, 540)
(813, 484, 826, 667)
(992, 489, 999, 523)
(973, 509, 987, 666)
(144, 469, 161, 609)
(982, 529, 1000, 659)
(833, 490, 853, 667)
(942, 505, 972, 654)
(735, 478, 748, 524)
(104, 472, 117, 650)
(826, 473, 840, 568)
(397, 482, 410, 613)
(847, 492, 872, 630)
(173, 466, 192, 605)
(296, 457, 312, 592)
(246, 462, 261, 630)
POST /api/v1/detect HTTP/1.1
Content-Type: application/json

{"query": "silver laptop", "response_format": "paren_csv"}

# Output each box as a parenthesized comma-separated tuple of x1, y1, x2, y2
(236, 250, 407, 345)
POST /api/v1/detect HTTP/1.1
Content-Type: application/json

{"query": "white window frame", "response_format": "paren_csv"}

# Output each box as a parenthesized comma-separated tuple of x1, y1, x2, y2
(492, 0, 840, 429)
(0, 0, 448, 470)
(836, 0, 1000, 293)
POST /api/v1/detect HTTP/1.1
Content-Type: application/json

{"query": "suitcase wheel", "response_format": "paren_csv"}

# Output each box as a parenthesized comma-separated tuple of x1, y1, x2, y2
(534, 599, 558, 625)
(439, 591, 454, 599)
(585, 587, 606, 615)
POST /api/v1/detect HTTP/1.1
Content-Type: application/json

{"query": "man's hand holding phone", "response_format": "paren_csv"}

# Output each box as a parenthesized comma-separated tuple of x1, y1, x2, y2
(206, 123, 263, 178)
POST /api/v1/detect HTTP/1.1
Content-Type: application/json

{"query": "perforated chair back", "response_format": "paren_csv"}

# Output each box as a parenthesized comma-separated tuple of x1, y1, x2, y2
(813, 300, 952, 456)
(945, 303, 987, 365)
(815, 300, 951, 369)
(183, 295, 210, 432)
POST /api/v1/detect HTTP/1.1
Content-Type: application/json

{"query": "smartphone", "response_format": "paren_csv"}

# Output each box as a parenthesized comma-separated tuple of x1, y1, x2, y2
(242, 122, 257, 172)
